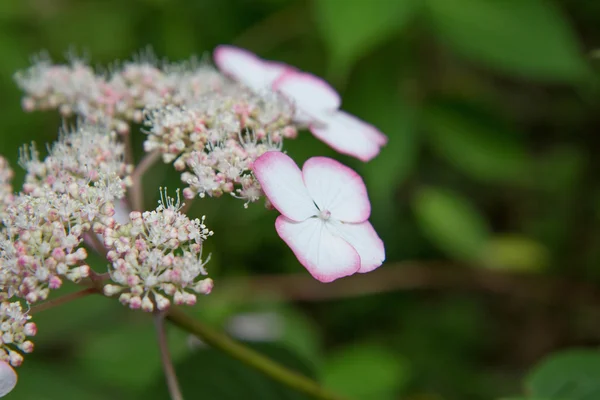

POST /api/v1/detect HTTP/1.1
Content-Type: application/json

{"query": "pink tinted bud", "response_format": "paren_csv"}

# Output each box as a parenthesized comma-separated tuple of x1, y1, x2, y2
(23, 323, 37, 337)
(127, 275, 140, 286)
(102, 203, 115, 217)
(129, 296, 142, 309)
(48, 276, 62, 289)
(154, 293, 170, 311)
(119, 293, 131, 305)
(174, 159, 186, 171)
(8, 352, 23, 367)
(19, 341, 34, 353)
(74, 248, 88, 260)
(106, 250, 118, 262)
(173, 291, 184, 305)
(195, 278, 213, 295)
(183, 188, 195, 199)
(183, 293, 197, 306)
(283, 126, 298, 139)
(78, 265, 90, 278)
(141, 296, 154, 312)
(51, 248, 66, 261)
(25, 293, 38, 303)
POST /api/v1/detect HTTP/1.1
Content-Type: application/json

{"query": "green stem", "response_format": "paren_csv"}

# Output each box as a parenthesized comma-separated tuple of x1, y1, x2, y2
(166, 308, 346, 400)
(154, 311, 184, 400)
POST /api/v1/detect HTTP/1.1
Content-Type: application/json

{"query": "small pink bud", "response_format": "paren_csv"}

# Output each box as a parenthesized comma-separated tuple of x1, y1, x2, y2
(8, 352, 22, 367)
(23, 323, 36, 337)
(141, 296, 154, 312)
(129, 296, 142, 309)
(195, 278, 214, 295)
(48, 276, 62, 289)
(19, 341, 34, 353)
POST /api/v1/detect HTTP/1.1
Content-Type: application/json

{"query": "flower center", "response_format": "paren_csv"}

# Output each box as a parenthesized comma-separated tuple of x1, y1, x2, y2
(318, 209, 331, 221)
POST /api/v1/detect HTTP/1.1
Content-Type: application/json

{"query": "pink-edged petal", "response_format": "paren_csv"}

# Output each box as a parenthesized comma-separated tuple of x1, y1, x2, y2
(253, 151, 317, 221)
(338, 111, 388, 146)
(214, 45, 286, 92)
(274, 71, 341, 118)
(310, 111, 383, 162)
(0, 362, 17, 397)
(302, 156, 371, 223)
(276, 216, 360, 282)
(263, 61, 295, 85)
(333, 220, 385, 273)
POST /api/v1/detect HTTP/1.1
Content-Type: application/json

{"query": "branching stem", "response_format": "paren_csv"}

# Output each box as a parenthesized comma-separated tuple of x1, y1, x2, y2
(166, 308, 346, 400)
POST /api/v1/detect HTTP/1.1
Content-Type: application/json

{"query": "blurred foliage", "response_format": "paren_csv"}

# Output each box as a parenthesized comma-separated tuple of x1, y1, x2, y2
(1, 0, 600, 399)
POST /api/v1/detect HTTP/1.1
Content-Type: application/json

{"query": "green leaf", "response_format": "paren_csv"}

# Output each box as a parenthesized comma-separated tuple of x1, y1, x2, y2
(481, 234, 549, 272)
(425, 100, 528, 183)
(322, 344, 411, 400)
(526, 349, 600, 400)
(413, 187, 490, 261)
(139, 343, 315, 400)
(313, 0, 420, 76)
(425, 0, 588, 82)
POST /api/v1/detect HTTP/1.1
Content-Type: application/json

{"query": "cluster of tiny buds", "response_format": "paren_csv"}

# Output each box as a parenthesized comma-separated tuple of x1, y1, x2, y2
(19, 122, 133, 198)
(144, 87, 295, 206)
(0, 122, 131, 303)
(0, 301, 36, 368)
(103, 190, 214, 312)
(0, 192, 92, 303)
(14, 52, 228, 134)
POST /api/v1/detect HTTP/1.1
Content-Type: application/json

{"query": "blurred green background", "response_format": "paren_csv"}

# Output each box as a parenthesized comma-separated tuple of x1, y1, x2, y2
(2, 0, 600, 399)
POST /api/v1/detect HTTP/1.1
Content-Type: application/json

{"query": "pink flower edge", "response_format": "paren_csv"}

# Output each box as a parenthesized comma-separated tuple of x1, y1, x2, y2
(252, 151, 317, 222)
(275, 215, 361, 283)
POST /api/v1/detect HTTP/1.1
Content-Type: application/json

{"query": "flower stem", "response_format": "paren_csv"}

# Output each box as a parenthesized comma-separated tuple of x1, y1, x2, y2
(154, 311, 184, 400)
(166, 308, 346, 400)
(30, 287, 100, 314)
(130, 150, 160, 211)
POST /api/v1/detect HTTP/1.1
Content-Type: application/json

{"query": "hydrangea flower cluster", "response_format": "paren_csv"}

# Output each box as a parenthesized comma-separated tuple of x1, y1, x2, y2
(2, 44, 389, 397)
(103, 191, 214, 312)
(144, 88, 295, 203)
(0, 301, 36, 368)
(14, 53, 224, 134)
(0, 191, 92, 303)
(20, 123, 133, 197)
(0, 122, 131, 390)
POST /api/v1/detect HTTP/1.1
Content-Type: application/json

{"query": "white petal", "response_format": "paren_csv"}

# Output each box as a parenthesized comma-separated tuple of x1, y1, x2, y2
(333, 220, 385, 273)
(213, 45, 288, 92)
(310, 111, 383, 162)
(276, 216, 360, 282)
(0, 362, 17, 397)
(339, 111, 388, 146)
(302, 156, 371, 223)
(273, 71, 341, 119)
(253, 152, 317, 221)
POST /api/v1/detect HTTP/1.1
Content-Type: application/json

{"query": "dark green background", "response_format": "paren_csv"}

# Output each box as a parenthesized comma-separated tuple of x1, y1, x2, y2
(2, 0, 600, 399)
